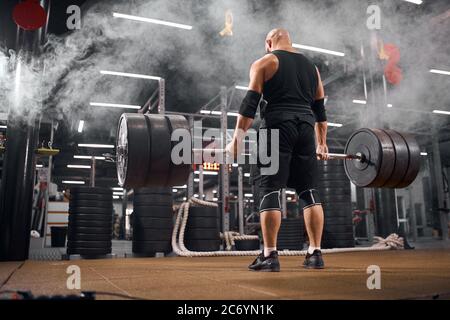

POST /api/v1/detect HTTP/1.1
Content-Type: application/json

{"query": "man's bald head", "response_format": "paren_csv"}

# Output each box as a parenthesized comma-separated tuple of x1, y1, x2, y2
(265, 28, 292, 53)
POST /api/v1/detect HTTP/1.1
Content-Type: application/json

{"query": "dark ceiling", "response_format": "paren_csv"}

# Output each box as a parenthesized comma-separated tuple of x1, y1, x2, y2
(1, 0, 449, 191)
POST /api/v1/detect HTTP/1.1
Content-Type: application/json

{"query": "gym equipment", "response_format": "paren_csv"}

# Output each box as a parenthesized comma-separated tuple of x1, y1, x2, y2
(116, 114, 421, 189)
(67, 187, 113, 257)
(132, 188, 173, 255)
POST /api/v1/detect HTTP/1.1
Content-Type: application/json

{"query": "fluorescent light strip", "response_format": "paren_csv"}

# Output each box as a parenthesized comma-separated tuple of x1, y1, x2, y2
(403, 0, 423, 4)
(353, 99, 367, 105)
(0, 125, 7, 129)
(90, 102, 141, 110)
(173, 185, 187, 189)
(235, 85, 249, 91)
(74, 155, 106, 160)
(173, 189, 178, 193)
(244, 193, 253, 197)
(387, 104, 393, 108)
(227, 112, 239, 117)
(78, 144, 114, 148)
(62, 180, 85, 185)
(78, 120, 85, 133)
(67, 164, 91, 169)
(433, 110, 450, 115)
(430, 69, 450, 76)
(244, 173, 250, 177)
(113, 12, 193, 30)
(200, 110, 211, 115)
(36, 164, 43, 168)
(292, 43, 345, 57)
(420, 152, 428, 156)
(113, 192, 124, 195)
(328, 122, 343, 127)
(100, 70, 161, 80)
(194, 170, 219, 176)
(113, 195, 120, 199)
(113, 187, 124, 191)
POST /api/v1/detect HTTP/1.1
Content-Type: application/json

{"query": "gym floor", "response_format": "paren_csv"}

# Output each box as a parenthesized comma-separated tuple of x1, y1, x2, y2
(1, 249, 450, 300)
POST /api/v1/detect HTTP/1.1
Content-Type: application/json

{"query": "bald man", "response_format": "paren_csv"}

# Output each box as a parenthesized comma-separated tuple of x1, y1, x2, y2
(227, 29, 328, 272)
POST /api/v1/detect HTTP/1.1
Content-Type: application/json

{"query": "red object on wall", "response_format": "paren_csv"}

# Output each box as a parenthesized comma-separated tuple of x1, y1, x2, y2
(13, 0, 47, 31)
(383, 43, 403, 85)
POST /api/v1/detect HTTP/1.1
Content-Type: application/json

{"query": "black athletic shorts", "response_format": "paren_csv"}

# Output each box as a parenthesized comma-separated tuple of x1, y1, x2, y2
(254, 114, 318, 205)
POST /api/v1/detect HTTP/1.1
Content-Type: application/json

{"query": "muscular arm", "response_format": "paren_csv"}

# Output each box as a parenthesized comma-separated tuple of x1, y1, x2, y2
(313, 67, 329, 159)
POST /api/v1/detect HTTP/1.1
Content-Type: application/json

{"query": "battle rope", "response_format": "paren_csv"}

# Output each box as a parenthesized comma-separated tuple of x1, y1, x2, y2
(171, 198, 404, 257)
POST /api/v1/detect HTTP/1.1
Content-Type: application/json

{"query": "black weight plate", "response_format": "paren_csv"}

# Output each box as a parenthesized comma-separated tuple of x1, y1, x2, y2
(69, 199, 113, 209)
(67, 233, 112, 241)
(132, 240, 172, 253)
(317, 180, 350, 189)
(133, 205, 173, 218)
(67, 226, 112, 235)
(344, 128, 395, 187)
(68, 214, 112, 222)
(381, 129, 410, 188)
(186, 217, 219, 229)
(133, 216, 173, 229)
(133, 194, 173, 206)
(134, 187, 172, 195)
(69, 207, 113, 215)
(184, 228, 220, 240)
(184, 240, 221, 252)
(320, 201, 351, 209)
(188, 206, 218, 218)
(317, 187, 351, 196)
(68, 220, 112, 228)
(67, 241, 112, 248)
(166, 115, 191, 187)
(319, 194, 351, 203)
(70, 187, 112, 195)
(395, 131, 421, 188)
(133, 228, 172, 241)
(322, 240, 355, 249)
(116, 113, 150, 188)
(318, 172, 350, 181)
(234, 239, 260, 251)
(324, 217, 353, 225)
(317, 166, 346, 175)
(70, 193, 113, 201)
(323, 225, 354, 233)
(145, 114, 171, 186)
(318, 160, 345, 167)
(278, 244, 303, 250)
(323, 210, 353, 218)
(67, 247, 111, 256)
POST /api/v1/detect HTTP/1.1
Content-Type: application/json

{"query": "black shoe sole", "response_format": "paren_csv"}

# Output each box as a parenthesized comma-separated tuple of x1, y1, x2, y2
(249, 268, 281, 272)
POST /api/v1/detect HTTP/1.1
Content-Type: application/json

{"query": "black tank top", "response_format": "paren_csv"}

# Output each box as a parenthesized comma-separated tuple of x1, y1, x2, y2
(262, 50, 318, 127)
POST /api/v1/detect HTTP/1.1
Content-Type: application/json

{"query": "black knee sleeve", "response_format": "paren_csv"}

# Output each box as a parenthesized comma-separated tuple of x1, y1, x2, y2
(259, 189, 282, 213)
(298, 189, 321, 209)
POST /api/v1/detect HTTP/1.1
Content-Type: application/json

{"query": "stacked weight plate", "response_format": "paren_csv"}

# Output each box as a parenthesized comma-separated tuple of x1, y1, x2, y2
(317, 160, 354, 249)
(67, 187, 113, 256)
(132, 187, 174, 255)
(277, 218, 305, 250)
(184, 206, 221, 252)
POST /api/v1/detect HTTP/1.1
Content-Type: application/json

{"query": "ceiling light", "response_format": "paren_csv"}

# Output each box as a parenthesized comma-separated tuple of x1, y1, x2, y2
(244, 173, 250, 177)
(353, 99, 367, 105)
(78, 144, 114, 148)
(194, 178, 200, 182)
(212, 197, 218, 201)
(403, 0, 423, 4)
(235, 85, 249, 91)
(420, 152, 428, 156)
(172, 189, 178, 193)
(0, 125, 7, 129)
(286, 190, 296, 195)
(74, 155, 106, 160)
(62, 180, 85, 185)
(67, 164, 91, 169)
(100, 70, 161, 80)
(113, 195, 120, 199)
(387, 104, 393, 108)
(90, 102, 141, 110)
(430, 69, 450, 76)
(173, 185, 187, 189)
(227, 112, 239, 117)
(292, 43, 345, 57)
(200, 110, 211, 114)
(113, 191, 123, 195)
(328, 122, 343, 127)
(113, 12, 193, 30)
(232, 163, 239, 167)
(194, 170, 219, 176)
(36, 164, 43, 168)
(112, 187, 123, 191)
(433, 110, 450, 115)
(77, 120, 85, 133)
(244, 193, 253, 197)
(211, 111, 222, 115)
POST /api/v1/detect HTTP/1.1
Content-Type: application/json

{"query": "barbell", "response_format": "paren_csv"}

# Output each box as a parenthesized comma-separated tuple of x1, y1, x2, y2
(116, 113, 421, 189)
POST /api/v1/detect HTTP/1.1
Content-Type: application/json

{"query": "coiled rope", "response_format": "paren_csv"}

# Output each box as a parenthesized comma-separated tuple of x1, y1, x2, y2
(171, 198, 404, 257)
